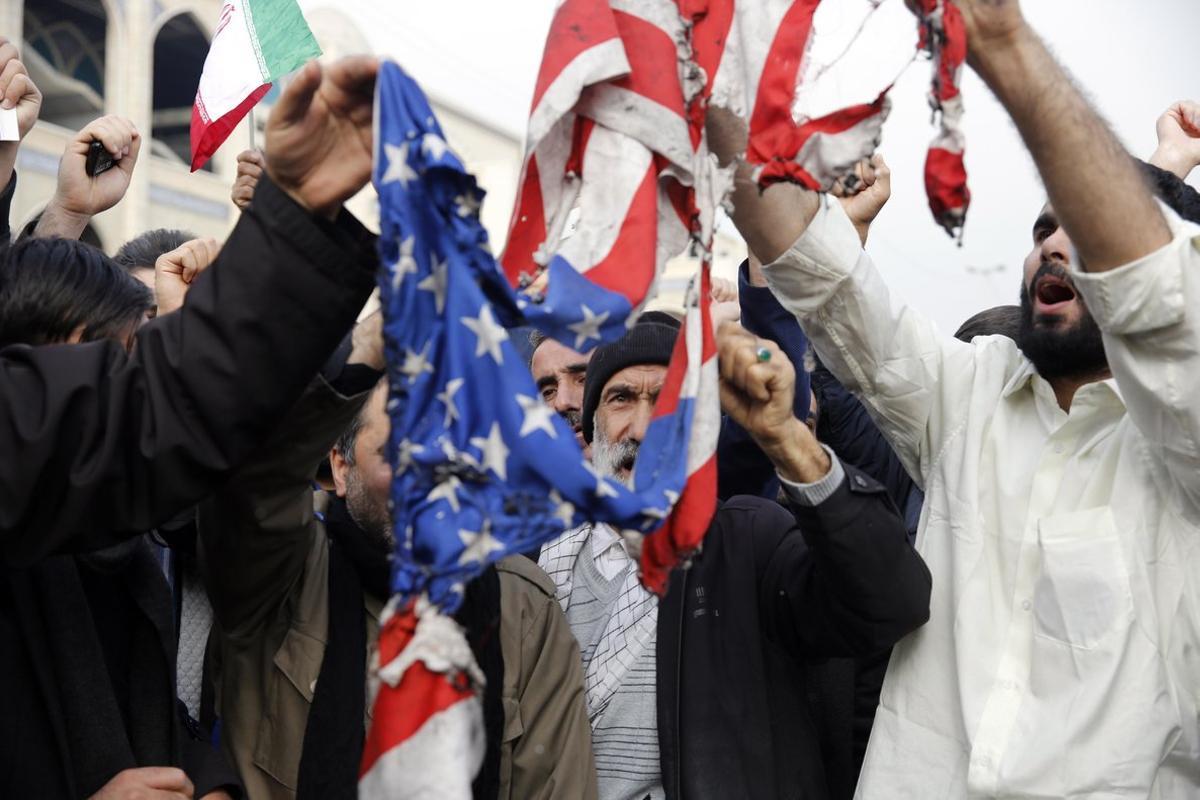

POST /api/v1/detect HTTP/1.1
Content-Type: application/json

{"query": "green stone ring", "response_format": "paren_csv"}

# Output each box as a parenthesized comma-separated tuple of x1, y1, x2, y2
(756, 346, 772, 363)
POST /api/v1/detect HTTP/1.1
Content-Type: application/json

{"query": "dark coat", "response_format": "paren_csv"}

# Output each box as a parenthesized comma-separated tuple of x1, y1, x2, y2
(656, 466, 931, 800)
(0, 176, 377, 798)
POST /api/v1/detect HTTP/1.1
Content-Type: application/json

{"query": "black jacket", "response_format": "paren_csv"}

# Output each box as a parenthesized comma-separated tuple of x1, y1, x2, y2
(810, 362, 922, 542)
(0, 176, 377, 798)
(656, 465, 930, 800)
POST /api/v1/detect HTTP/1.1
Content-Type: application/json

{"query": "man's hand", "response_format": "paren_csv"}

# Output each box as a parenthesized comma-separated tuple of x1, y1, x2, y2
(0, 38, 41, 139)
(931, 0, 1169, 272)
(832, 154, 891, 246)
(1150, 101, 1200, 180)
(231, 148, 265, 210)
(88, 767, 194, 799)
(265, 56, 379, 219)
(35, 115, 141, 239)
(908, 0, 1028, 64)
(717, 320, 830, 483)
(709, 275, 741, 334)
(0, 39, 43, 192)
(347, 308, 385, 371)
(155, 238, 221, 316)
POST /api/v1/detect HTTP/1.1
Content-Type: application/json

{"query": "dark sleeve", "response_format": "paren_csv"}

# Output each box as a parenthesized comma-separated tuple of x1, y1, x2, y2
(199, 377, 370, 633)
(716, 261, 812, 501)
(0, 176, 377, 565)
(0, 170, 15, 242)
(746, 465, 931, 658)
(181, 727, 244, 800)
(812, 360, 922, 542)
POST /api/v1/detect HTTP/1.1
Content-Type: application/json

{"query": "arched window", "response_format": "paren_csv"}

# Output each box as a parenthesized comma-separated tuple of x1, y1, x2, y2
(23, 0, 106, 129)
(152, 13, 210, 170)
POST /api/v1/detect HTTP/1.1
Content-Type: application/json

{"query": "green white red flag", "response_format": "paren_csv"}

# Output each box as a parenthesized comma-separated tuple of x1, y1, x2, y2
(190, 0, 321, 171)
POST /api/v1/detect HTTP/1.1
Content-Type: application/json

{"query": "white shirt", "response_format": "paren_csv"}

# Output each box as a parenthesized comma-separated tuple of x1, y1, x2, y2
(590, 523, 633, 581)
(764, 197, 1200, 799)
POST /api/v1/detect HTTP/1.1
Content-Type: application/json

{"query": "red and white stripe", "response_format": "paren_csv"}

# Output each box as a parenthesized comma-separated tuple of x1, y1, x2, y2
(359, 599, 486, 799)
(639, 265, 719, 595)
(918, 0, 971, 237)
(502, 0, 708, 309)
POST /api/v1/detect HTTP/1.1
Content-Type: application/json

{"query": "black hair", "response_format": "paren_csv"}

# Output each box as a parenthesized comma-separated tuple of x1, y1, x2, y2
(333, 409, 366, 468)
(112, 228, 196, 273)
(1137, 160, 1200, 224)
(0, 236, 152, 348)
(333, 381, 387, 467)
(954, 304, 1021, 342)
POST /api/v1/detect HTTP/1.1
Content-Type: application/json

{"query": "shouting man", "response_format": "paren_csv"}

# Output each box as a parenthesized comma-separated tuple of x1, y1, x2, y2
(712, 0, 1200, 796)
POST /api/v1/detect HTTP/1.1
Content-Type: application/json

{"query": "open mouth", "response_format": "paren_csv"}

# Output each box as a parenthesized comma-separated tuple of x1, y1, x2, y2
(1034, 275, 1077, 314)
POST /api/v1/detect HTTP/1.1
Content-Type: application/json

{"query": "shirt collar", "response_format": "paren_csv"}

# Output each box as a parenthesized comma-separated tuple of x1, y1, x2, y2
(1001, 354, 1125, 408)
(590, 523, 627, 558)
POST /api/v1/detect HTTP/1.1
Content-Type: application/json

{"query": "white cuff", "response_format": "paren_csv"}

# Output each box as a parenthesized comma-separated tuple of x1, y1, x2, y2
(1070, 201, 1200, 335)
(760, 196, 864, 320)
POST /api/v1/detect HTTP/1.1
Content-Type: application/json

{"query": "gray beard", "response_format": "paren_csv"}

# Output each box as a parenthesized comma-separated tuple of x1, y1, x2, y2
(592, 424, 639, 487)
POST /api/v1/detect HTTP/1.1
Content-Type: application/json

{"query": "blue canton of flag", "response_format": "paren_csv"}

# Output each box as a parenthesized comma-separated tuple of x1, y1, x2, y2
(373, 62, 684, 612)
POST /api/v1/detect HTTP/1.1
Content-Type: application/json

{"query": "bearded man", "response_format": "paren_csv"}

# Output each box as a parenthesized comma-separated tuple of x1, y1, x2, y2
(709, 0, 1200, 795)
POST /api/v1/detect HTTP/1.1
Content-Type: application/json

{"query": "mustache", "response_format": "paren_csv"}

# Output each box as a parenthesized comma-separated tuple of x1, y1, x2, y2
(561, 408, 582, 430)
(1029, 261, 1073, 293)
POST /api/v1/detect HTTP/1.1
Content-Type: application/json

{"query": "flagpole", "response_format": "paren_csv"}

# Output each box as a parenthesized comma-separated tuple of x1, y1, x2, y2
(249, 106, 257, 151)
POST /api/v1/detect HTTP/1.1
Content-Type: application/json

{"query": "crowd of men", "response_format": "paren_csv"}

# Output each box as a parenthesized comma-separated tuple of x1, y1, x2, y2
(2, 0, 1200, 797)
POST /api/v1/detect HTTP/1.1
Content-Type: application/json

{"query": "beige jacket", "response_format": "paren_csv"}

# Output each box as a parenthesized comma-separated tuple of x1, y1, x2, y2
(199, 378, 597, 799)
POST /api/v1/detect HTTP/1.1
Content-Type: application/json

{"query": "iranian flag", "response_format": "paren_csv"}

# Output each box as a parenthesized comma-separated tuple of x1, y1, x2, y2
(190, 0, 321, 171)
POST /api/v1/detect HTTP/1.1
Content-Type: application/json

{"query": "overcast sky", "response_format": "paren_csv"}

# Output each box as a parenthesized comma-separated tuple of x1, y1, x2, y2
(319, 0, 1200, 334)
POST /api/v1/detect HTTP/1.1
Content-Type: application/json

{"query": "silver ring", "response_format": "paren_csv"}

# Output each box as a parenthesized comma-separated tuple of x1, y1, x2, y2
(755, 346, 772, 363)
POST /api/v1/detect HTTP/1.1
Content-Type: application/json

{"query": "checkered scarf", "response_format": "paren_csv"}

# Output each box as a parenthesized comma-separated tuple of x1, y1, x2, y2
(539, 524, 658, 722)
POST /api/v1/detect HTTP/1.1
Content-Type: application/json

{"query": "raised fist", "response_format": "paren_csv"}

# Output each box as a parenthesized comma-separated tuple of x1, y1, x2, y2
(716, 320, 796, 445)
(155, 237, 221, 316)
(54, 115, 141, 218)
(265, 56, 379, 218)
(1150, 101, 1200, 180)
(231, 148, 266, 210)
(0, 38, 41, 139)
(833, 154, 892, 246)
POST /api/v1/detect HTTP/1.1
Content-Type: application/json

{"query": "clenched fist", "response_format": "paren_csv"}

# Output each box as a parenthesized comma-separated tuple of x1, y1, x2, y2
(717, 320, 830, 483)
(155, 238, 221, 316)
(1150, 101, 1200, 180)
(35, 115, 141, 240)
(0, 38, 41, 139)
(231, 148, 265, 210)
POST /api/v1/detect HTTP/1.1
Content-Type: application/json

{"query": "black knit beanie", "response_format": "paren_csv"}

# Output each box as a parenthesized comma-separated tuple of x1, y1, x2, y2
(581, 313, 681, 443)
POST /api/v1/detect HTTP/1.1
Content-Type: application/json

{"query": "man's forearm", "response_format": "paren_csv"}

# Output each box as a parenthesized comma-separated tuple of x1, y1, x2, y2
(972, 27, 1170, 273)
(729, 165, 821, 264)
(32, 200, 90, 240)
(707, 107, 820, 263)
(758, 417, 832, 485)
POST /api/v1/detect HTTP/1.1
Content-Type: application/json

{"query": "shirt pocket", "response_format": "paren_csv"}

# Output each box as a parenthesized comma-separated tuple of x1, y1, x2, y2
(1016, 506, 1179, 796)
(253, 627, 325, 789)
(1033, 506, 1133, 649)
